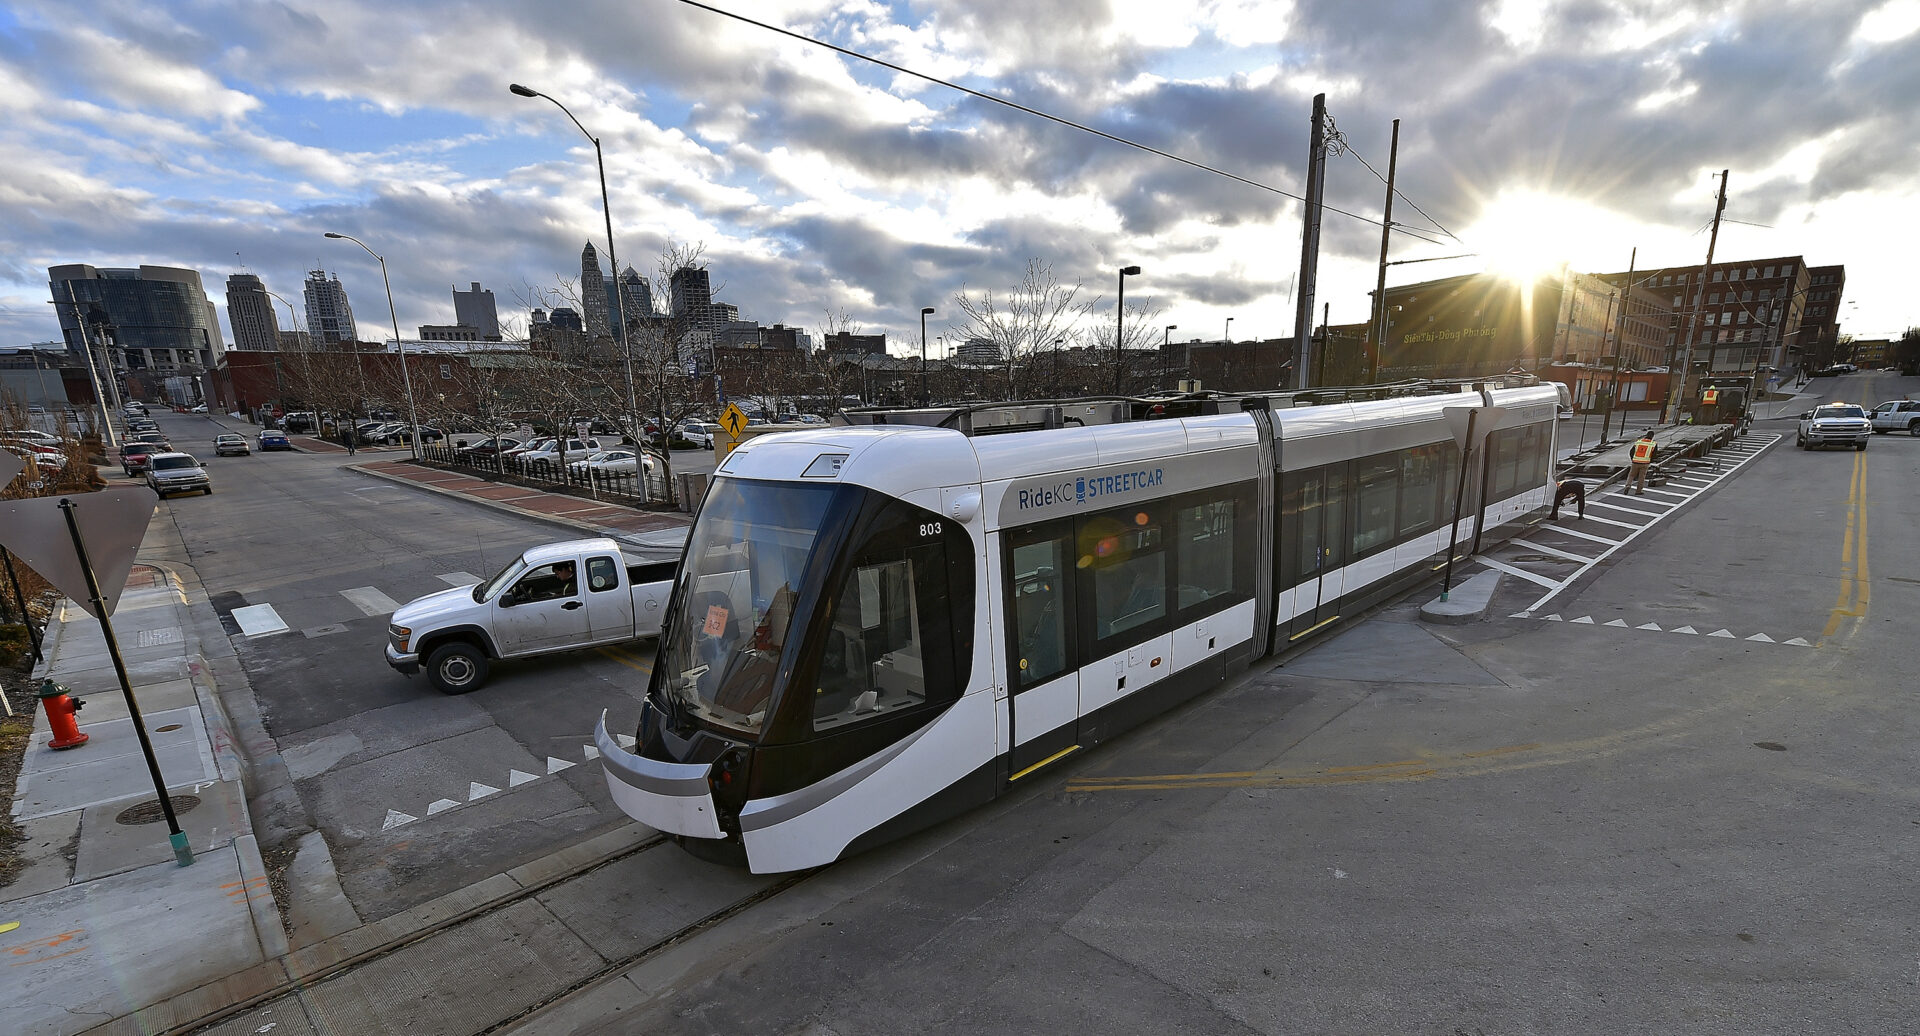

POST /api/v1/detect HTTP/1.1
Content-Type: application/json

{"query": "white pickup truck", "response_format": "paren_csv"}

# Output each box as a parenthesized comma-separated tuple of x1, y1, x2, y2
(386, 537, 676, 693)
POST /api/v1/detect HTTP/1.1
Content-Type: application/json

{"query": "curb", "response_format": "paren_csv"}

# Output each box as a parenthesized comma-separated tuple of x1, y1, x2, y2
(1420, 570, 1503, 625)
(83, 822, 655, 1036)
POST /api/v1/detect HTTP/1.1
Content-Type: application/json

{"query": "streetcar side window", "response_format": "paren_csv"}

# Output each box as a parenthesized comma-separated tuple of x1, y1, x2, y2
(1082, 504, 1168, 643)
(1173, 481, 1256, 615)
(1398, 444, 1443, 537)
(1352, 456, 1399, 557)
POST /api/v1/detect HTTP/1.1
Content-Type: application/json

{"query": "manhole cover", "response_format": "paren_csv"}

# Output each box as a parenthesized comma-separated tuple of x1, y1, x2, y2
(115, 795, 201, 826)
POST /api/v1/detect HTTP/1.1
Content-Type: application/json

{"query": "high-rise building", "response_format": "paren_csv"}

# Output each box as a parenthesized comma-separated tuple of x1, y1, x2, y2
(668, 266, 714, 333)
(452, 281, 501, 341)
(620, 267, 653, 323)
(226, 273, 280, 352)
(48, 263, 226, 373)
(581, 243, 610, 340)
(303, 270, 358, 344)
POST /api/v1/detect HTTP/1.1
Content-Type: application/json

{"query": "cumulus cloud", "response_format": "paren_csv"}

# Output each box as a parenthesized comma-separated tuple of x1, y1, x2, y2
(0, 0, 1912, 349)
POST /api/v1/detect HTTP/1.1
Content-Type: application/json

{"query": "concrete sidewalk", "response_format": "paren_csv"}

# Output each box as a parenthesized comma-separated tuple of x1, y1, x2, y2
(2, 525, 286, 1036)
(351, 458, 693, 554)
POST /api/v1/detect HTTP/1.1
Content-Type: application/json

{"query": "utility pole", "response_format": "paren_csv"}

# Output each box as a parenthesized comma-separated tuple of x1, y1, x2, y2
(1665, 170, 1727, 423)
(1292, 93, 1328, 390)
(1366, 118, 1399, 385)
(1601, 248, 1636, 443)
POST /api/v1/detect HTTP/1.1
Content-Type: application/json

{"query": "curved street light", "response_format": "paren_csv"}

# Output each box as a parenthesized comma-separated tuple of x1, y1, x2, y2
(509, 83, 641, 447)
(324, 232, 422, 458)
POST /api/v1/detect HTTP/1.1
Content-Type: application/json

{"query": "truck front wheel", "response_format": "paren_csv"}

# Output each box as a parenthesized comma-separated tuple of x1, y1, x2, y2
(426, 641, 490, 694)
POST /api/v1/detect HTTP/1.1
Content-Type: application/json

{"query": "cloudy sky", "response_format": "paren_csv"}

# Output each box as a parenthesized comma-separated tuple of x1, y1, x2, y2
(3, 0, 1917, 360)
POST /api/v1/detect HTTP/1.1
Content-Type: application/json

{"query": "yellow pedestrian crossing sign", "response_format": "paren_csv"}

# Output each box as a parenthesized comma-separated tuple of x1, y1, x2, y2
(719, 403, 748, 438)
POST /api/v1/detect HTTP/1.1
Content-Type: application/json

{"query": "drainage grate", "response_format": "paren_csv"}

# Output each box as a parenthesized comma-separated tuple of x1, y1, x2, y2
(115, 795, 201, 826)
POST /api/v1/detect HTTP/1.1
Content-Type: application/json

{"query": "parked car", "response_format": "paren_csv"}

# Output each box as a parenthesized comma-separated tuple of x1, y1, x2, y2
(675, 421, 718, 448)
(3, 428, 67, 447)
(453, 435, 523, 459)
(189, 403, 208, 413)
(385, 538, 676, 693)
(517, 437, 604, 470)
(127, 419, 160, 434)
(567, 448, 656, 477)
(1868, 399, 1920, 435)
(213, 433, 251, 456)
(400, 425, 446, 443)
(359, 422, 406, 445)
(282, 412, 317, 434)
(118, 440, 170, 476)
(145, 453, 213, 496)
(258, 429, 292, 451)
(501, 437, 553, 462)
(1797, 403, 1871, 451)
(2, 443, 64, 472)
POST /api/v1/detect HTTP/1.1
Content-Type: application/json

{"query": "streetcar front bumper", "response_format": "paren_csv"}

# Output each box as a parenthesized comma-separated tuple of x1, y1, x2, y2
(594, 709, 725, 839)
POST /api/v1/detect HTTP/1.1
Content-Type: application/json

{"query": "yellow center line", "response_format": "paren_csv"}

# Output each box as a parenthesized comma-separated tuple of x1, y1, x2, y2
(1819, 451, 1870, 644)
(595, 646, 655, 673)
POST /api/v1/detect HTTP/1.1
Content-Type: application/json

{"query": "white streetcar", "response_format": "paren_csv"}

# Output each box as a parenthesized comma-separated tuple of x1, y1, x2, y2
(597, 380, 1563, 872)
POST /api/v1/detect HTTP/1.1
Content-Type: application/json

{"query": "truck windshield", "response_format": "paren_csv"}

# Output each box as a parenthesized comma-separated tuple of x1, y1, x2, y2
(475, 556, 528, 603)
(657, 477, 839, 736)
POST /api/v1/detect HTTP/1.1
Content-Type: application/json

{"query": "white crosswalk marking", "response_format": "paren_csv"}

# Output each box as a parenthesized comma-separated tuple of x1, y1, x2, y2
(438, 571, 481, 587)
(232, 603, 289, 637)
(509, 769, 539, 787)
(381, 810, 416, 831)
(468, 781, 500, 800)
(425, 798, 460, 815)
(341, 586, 401, 616)
(546, 756, 576, 774)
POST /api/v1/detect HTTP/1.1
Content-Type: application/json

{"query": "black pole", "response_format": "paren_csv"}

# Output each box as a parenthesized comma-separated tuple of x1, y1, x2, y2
(57, 499, 193, 866)
(1366, 118, 1399, 385)
(1440, 409, 1477, 600)
(1, 547, 42, 664)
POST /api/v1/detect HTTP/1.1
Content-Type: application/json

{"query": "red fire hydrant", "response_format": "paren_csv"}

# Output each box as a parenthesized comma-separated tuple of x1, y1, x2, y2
(36, 679, 88, 750)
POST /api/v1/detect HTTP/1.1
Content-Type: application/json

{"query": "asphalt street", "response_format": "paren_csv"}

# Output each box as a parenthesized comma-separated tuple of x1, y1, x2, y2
(504, 372, 1920, 1034)
(134, 411, 664, 921)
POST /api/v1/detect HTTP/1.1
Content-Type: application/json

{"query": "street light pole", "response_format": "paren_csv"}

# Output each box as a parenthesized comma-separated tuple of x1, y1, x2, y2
(324, 232, 421, 459)
(1117, 265, 1140, 394)
(919, 307, 935, 406)
(511, 83, 642, 449)
(1164, 324, 1176, 348)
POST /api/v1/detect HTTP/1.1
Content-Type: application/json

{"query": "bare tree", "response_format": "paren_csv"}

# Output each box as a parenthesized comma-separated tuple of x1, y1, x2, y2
(949, 259, 1097, 401)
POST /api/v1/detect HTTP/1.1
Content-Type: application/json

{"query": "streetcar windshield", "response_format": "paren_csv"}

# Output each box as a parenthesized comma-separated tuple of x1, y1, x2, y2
(658, 478, 839, 735)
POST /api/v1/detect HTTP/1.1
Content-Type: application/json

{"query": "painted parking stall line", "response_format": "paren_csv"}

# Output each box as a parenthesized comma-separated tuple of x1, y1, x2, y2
(1461, 432, 1783, 618)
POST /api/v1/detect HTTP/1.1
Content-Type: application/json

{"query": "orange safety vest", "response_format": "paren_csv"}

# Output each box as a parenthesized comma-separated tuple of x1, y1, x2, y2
(1631, 439, 1654, 464)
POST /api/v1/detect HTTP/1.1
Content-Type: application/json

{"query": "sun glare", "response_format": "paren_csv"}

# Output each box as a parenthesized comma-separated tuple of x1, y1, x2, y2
(1466, 190, 1615, 286)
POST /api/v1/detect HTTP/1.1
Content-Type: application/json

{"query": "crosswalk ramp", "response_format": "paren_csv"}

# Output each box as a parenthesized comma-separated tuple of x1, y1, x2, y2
(1467, 431, 1781, 617)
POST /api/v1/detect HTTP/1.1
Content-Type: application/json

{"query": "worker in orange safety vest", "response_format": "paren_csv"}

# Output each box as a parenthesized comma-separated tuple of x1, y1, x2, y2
(1626, 432, 1656, 495)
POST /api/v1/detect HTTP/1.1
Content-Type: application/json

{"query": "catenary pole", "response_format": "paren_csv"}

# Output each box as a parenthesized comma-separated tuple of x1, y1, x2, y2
(1292, 93, 1327, 390)
(1665, 170, 1728, 423)
(1366, 118, 1399, 385)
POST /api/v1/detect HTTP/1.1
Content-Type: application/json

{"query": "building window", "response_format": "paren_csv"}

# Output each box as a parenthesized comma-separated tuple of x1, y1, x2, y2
(1742, 291, 1752, 302)
(1738, 312, 1748, 324)
(1747, 267, 1758, 279)
(1781, 263, 1793, 275)
(1764, 266, 1776, 278)
(1672, 295, 1682, 307)
(439, 363, 452, 379)
(1712, 270, 1725, 282)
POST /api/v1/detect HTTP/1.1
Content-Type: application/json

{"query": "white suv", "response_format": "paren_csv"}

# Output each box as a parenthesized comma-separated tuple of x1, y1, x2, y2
(1868, 399, 1920, 436)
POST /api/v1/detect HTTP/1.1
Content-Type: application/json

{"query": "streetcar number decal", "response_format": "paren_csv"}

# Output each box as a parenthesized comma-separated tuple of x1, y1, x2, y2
(919, 521, 943, 537)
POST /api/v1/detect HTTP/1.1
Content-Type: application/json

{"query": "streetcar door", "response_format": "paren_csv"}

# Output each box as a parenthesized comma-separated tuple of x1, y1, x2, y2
(1003, 521, 1080, 776)
(1290, 464, 1348, 639)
